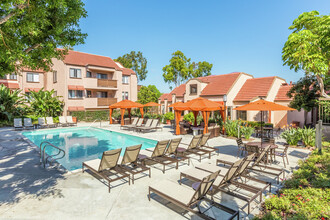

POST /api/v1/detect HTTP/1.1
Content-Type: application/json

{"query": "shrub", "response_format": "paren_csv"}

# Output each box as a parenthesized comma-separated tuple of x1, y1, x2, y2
(281, 128, 301, 145)
(298, 127, 316, 147)
(0, 84, 26, 121)
(164, 112, 174, 121)
(183, 112, 194, 123)
(225, 120, 241, 137)
(241, 126, 254, 140)
(71, 110, 110, 122)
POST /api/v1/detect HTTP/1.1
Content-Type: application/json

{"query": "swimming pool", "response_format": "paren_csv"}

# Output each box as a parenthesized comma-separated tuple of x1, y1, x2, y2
(22, 127, 157, 171)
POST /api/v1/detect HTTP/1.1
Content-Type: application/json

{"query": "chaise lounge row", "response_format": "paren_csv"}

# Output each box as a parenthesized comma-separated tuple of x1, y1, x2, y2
(14, 116, 77, 130)
(120, 118, 162, 132)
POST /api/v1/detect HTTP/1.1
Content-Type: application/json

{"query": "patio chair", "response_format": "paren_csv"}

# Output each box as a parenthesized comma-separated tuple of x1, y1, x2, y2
(162, 138, 190, 168)
(46, 117, 57, 128)
(177, 134, 211, 162)
(118, 144, 151, 184)
(139, 139, 178, 173)
(138, 119, 162, 133)
(14, 118, 23, 130)
(82, 148, 130, 192)
(236, 138, 247, 157)
(66, 116, 76, 126)
(274, 145, 289, 168)
(58, 116, 68, 127)
(131, 118, 145, 131)
(198, 132, 218, 156)
(149, 170, 239, 219)
(136, 118, 153, 131)
(38, 117, 48, 128)
(23, 118, 34, 130)
(121, 117, 139, 130)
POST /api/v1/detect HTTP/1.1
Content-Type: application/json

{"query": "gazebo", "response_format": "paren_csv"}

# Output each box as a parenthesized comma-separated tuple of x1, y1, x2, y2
(172, 97, 226, 135)
(109, 100, 144, 125)
(143, 102, 161, 115)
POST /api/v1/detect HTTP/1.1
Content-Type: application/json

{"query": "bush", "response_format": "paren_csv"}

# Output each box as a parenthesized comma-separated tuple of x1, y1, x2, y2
(71, 110, 110, 122)
(225, 120, 241, 137)
(183, 112, 194, 124)
(164, 112, 174, 121)
(241, 126, 254, 140)
(256, 147, 330, 220)
(281, 128, 301, 145)
(298, 127, 316, 147)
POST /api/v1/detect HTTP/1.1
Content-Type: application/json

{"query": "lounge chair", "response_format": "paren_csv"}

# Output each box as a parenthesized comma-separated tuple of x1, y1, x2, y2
(139, 140, 177, 173)
(177, 134, 211, 162)
(38, 117, 48, 128)
(58, 116, 68, 127)
(23, 118, 34, 130)
(136, 118, 153, 131)
(163, 138, 190, 167)
(236, 138, 247, 157)
(130, 118, 144, 131)
(82, 148, 130, 192)
(46, 117, 57, 128)
(118, 144, 151, 184)
(217, 145, 284, 184)
(120, 117, 139, 130)
(66, 116, 76, 126)
(149, 170, 239, 219)
(14, 118, 23, 130)
(138, 119, 162, 132)
(198, 132, 218, 157)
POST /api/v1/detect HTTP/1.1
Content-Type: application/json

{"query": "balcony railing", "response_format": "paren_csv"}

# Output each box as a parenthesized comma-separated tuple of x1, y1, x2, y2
(97, 79, 117, 88)
(97, 98, 117, 106)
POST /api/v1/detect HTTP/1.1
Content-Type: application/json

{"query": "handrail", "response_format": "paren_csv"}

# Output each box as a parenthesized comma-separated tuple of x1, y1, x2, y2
(39, 141, 65, 168)
(87, 118, 102, 128)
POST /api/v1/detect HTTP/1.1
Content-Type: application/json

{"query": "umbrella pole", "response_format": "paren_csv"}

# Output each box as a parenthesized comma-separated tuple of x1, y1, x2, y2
(261, 111, 263, 144)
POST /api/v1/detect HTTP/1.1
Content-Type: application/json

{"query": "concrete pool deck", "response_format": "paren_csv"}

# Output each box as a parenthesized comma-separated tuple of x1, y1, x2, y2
(0, 123, 311, 219)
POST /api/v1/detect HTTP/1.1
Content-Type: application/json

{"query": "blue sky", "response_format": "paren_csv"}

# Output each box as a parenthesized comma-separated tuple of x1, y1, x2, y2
(75, 0, 330, 93)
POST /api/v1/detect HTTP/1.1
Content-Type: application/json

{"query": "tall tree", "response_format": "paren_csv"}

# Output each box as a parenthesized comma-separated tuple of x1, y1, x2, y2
(114, 51, 148, 81)
(162, 50, 212, 89)
(137, 85, 162, 104)
(287, 75, 320, 125)
(282, 11, 330, 98)
(0, 0, 87, 76)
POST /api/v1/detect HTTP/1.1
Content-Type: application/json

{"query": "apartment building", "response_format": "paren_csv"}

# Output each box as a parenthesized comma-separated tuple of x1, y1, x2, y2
(159, 72, 308, 128)
(0, 50, 138, 115)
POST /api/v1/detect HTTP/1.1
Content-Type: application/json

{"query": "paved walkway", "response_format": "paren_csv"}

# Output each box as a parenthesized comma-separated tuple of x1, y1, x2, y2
(0, 123, 311, 219)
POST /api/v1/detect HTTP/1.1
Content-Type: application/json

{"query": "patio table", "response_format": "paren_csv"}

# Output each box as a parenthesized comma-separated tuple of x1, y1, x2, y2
(191, 126, 204, 136)
(246, 142, 278, 163)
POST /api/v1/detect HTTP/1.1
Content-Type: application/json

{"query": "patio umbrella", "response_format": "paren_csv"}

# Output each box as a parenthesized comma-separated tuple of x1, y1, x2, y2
(234, 99, 295, 142)
(109, 100, 144, 125)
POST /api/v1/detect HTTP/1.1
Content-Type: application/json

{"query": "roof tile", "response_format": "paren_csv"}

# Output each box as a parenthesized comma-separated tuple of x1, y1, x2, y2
(275, 84, 293, 101)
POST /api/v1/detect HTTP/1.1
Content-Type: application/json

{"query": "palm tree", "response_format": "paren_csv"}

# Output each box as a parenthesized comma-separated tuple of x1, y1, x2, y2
(0, 84, 26, 121)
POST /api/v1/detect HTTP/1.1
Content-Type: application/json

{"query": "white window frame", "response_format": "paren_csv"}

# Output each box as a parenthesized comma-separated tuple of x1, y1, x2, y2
(68, 90, 83, 99)
(53, 71, 57, 83)
(26, 73, 39, 82)
(69, 68, 82, 78)
(122, 75, 129, 84)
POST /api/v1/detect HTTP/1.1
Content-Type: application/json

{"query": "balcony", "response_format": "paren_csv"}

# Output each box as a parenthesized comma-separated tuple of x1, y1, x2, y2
(97, 98, 117, 106)
(97, 79, 117, 88)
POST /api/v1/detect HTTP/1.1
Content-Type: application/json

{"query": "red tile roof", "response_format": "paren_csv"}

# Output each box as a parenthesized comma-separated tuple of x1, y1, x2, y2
(171, 84, 186, 97)
(275, 84, 293, 101)
(159, 93, 172, 101)
(234, 77, 276, 101)
(63, 50, 120, 70)
(198, 72, 241, 96)
(121, 67, 136, 76)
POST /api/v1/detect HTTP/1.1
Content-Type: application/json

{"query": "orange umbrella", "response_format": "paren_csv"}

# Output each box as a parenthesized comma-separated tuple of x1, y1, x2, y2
(109, 100, 144, 125)
(143, 102, 161, 107)
(234, 99, 295, 142)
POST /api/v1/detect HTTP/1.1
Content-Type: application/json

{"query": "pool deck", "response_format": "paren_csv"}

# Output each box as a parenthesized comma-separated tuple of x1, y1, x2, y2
(0, 123, 311, 219)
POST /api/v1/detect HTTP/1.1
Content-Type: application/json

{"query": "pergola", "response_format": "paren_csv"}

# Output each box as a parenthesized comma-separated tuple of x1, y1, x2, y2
(109, 100, 144, 125)
(172, 97, 225, 135)
(143, 102, 161, 115)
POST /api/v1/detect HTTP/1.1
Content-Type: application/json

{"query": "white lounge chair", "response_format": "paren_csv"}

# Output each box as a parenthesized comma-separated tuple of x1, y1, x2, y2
(38, 117, 48, 129)
(46, 117, 57, 128)
(58, 116, 68, 127)
(66, 116, 76, 126)
(14, 118, 23, 130)
(23, 118, 34, 130)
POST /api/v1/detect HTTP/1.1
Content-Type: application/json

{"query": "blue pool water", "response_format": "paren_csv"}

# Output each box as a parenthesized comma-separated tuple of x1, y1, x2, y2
(22, 127, 157, 171)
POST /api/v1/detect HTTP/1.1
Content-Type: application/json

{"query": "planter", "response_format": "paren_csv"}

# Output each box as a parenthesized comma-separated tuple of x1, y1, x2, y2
(166, 120, 171, 125)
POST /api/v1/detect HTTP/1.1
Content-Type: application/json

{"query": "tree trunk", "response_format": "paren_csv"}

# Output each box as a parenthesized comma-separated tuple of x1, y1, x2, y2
(316, 75, 330, 98)
(0, 3, 28, 25)
(304, 110, 308, 126)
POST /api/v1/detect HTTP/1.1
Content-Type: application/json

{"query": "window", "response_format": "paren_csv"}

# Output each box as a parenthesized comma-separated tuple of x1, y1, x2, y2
(68, 90, 83, 98)
(9, 74, 17, 80)
(122, 91, 128, 100)
(97, 73, 108, 79)
(86, 71, 92, 78)
(122, 76, 129, 84)
(190, 84, 197, 94)
(236, 110, 247, 121)
(26, 73, 39, 82)
(69, 68, 82, 78)
(53, 71, 57, 83)
(97, 91, 108, 98)
(86, 90, 92, 98)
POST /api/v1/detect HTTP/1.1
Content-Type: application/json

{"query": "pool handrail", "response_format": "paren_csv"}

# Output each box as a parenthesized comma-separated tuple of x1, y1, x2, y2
(39, 141, 65, 168)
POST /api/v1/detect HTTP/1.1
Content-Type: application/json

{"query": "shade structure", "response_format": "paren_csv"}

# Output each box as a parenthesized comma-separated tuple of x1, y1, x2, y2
(234, 99, 296, 142)
(172, 97, 225, 135)
(109, 100, 144, 125)
(143, 102, 161, 107)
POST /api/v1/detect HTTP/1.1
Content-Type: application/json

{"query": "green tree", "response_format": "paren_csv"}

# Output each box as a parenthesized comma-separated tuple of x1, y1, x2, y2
(137, 85, 162, 104)
(26, 89, 64, 117)
(114, 51, 148, 81)
(282, 11, 330, 98)
(0, 0, 87, 76)
(162, 50, 212, 89)
(0, 84, 26, 121)
(287, 75, 320, 125)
